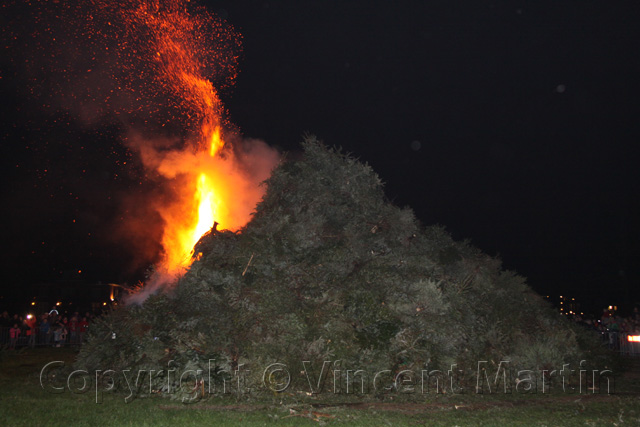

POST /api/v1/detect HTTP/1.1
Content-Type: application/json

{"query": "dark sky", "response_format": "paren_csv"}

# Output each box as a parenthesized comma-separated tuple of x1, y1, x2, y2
(1, 1, 639, 310)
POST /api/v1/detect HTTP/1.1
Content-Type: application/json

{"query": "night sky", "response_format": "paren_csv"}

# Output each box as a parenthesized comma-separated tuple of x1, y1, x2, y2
(1, 1, 639, 311)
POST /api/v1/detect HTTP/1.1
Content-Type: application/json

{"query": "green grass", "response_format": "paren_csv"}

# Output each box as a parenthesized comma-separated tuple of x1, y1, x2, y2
(1, 348, 640, 426)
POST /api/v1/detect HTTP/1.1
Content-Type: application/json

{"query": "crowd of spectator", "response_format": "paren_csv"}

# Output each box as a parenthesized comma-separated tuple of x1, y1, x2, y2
(573, 306, 640, 334)
(572, 307, 640, 352)
(0, 308, 94, 349)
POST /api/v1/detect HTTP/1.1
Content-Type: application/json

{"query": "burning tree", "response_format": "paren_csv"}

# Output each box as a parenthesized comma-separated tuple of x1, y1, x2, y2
(76, 138, 609, 398)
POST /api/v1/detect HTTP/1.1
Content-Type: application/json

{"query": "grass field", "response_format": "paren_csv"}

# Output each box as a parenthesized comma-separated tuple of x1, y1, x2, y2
(1, 347, 640, 426)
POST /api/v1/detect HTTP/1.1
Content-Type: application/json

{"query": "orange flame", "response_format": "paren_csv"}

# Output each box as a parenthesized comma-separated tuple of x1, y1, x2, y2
(116, 1, 277, 281)
(162, 158, 219, 274)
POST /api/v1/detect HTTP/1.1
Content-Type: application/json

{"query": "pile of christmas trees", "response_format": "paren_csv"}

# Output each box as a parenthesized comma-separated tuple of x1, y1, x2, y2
(77, 137, 606, 397)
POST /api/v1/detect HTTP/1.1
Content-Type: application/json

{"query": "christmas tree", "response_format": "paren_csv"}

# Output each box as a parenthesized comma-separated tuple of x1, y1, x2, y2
(76, 137, 607, 398)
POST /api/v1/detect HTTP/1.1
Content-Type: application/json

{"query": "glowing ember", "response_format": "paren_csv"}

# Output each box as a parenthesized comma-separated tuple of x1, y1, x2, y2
(82, 0, 276, 284)
(108, 0, 278, 281)
(13, 0, 278, 295)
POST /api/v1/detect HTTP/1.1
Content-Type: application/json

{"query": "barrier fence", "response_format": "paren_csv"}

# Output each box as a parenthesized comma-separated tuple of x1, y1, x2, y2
(0, 326, 88, 348)
(601, 331, 640, 356)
